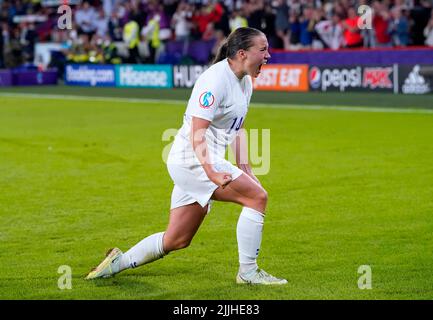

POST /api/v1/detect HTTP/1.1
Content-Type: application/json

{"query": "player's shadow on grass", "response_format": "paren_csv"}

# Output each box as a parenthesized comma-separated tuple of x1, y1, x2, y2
(81, 266, 189, 288)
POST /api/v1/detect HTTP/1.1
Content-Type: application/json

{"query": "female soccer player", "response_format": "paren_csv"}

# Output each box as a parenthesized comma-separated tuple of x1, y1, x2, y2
(86, 27, 287, 285)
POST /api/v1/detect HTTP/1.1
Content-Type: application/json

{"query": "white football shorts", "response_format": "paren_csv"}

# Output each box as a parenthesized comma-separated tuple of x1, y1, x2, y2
(167, 158, 243, 213)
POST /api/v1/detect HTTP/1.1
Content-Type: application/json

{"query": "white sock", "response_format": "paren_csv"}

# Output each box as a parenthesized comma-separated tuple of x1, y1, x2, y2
(119, 232, 166, 271)
(236, 207, 264, 274)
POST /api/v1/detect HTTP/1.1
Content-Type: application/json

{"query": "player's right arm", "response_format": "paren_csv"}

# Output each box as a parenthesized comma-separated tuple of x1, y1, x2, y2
(187, 68, 232, 188)
(191, 116, 232, 189)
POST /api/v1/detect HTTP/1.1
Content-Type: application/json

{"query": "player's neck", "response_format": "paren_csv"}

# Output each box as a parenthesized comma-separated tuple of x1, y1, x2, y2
(227, 58, 245, 80)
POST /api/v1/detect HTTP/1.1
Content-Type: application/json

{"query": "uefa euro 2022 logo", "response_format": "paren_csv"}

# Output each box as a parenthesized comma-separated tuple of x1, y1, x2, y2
(199, 91, 215, 109)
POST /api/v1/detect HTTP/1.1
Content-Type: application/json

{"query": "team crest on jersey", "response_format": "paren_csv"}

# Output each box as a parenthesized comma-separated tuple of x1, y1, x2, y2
(199, 91, 215, 109)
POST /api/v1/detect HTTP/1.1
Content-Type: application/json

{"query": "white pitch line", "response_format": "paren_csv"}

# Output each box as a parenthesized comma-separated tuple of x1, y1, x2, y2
(1, 92, 432, 114)
(252, 102, 433, 114)
(0, 92, 186, 105)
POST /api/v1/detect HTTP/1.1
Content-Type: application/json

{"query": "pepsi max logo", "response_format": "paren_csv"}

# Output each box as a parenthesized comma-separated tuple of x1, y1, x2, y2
(309, 67, 321, 89)
(199, 91, 215, 109)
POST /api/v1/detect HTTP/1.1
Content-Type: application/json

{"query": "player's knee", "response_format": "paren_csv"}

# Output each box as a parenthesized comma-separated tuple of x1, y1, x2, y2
(163, 235, 191, 252)
(259, 188, 268, 205)
(253, 188, 268, 212)
(172, 238, 191, 250)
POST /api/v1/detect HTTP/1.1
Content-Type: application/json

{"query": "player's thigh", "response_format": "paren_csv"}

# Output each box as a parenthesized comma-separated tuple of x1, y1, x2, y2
(164, 202, 208, 251)
(211, 173, 267, 212)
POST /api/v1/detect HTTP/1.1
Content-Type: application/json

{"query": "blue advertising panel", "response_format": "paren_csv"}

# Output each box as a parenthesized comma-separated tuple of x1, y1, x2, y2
(116, 64, 173, 88)
(0, 70, 13, 86)
(65, 64, 116, 87)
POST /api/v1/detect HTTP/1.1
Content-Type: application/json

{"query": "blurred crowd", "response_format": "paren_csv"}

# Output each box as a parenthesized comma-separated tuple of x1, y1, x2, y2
(1, 0, 433, 69)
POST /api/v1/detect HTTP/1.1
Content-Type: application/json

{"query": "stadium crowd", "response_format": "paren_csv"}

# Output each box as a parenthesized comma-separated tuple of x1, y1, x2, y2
(0, 0, 433, 68)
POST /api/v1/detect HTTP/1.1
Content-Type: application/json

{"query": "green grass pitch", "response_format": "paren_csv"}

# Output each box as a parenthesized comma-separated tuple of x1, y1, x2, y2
(0, 91, 432, 299)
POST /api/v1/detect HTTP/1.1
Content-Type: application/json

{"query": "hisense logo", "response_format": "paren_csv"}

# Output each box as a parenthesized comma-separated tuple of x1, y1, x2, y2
(119, 66, 168, 87)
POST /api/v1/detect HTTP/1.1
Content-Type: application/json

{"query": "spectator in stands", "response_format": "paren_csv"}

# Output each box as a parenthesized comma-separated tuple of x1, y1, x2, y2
(203, 22, 216, 41)
(288, 0, 302, 16)
(36, 6, 57, 42)
(299, 6, 314, 48)
(171, 1, 192, 55)
(191, 2, 223, 40)
(322, 1, 334, 19)
(102, 38, 122, 64)
(0, 2, 9, 26)
(108, 11, 123, 42)
(20, 22, 38, 61)
(410, 0, 432, 45)
(390, 7, 410, 46)
(245, 0, 264, 31)
(274, 0, 290, 49)
(372, 1, 392, 47)
(5, 27, 24, 68)
(315, 13, 344, 50)
(207, 1, 225, 35)
(191, 4, 213, 40)
(141, 12, 161, 64)
(172, 2, 192, 42)
(393, 0, 409, 12)
(1, 23, 11, 67)
(262, 3, 277, 48)
(93, 7, 109, 38)
(87, 36, 105, 64)
(424, 10, 433, 46)
(136, 3, 171, 63)
(66, 33, 91, 64)
(229, 9, 248, 33)
(118, 1, 134, 27)
(333, 1, 347, 20)
(340, 0, 352, 12)
(75, 1, 97, 38)
(0, 22, 4, 68)
(288, 9, 301, 49)
(102, 0, 117, 17)
(123, 14, 141, 63)
(146, 3, 172, 44)
(213, 2, 231, 37)
(341, 7, 363, 48)
(309, 7, 326, 49)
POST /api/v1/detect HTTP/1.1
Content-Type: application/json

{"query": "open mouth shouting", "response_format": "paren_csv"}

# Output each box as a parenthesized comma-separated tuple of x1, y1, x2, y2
(256, 60, 268, 77)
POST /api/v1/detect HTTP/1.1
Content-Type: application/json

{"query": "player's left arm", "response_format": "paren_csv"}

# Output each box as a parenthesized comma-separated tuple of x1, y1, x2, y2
(231, 122, 261, 186)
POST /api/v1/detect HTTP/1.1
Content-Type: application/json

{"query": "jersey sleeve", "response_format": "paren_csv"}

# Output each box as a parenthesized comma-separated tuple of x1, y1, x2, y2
(186, 75, 226, 122)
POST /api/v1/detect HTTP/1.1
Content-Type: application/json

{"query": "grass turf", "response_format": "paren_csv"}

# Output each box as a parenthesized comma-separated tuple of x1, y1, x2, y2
(0, 93, 432, 299)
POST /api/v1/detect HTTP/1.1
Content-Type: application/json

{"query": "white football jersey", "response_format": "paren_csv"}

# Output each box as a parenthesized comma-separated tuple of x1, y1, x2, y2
(168, 58, 253, 166)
